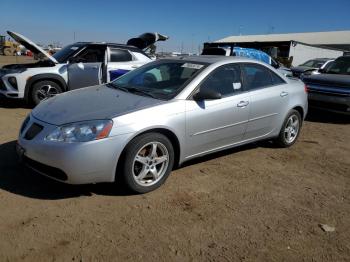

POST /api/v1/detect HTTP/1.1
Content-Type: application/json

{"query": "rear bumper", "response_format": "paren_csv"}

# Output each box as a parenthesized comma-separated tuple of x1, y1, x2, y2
(308, 92, 350, 115)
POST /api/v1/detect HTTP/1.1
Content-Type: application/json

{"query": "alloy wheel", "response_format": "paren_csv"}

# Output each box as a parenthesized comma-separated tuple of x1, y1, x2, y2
(35, 84, 59, 101)
(284, 114, 299, 144)
(132, 142, 169, 187)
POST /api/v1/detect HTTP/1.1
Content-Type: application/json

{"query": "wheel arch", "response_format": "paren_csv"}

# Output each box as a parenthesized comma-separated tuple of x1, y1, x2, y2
(24, 73, 68, 101)
(292, 105, 304, 120)
(115, 127, 181, 182)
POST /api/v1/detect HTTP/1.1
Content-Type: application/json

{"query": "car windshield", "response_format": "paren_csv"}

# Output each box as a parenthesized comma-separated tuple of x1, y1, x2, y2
(108, 60, 208, 100)
(52, 43, 85, 63)
(300, 60, 325, 68)
(324, 57, 350, 75)
(323, 61, 334, 71)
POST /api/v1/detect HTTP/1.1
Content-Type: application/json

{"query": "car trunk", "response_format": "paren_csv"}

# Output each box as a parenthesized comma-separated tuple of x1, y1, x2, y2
(127, 33, 168, 50)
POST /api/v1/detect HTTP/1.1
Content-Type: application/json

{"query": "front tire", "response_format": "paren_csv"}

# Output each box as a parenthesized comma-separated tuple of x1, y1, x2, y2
(120, 133, 174, 193)
(31, 80, 62, 106)
(275, 109, 302, 147)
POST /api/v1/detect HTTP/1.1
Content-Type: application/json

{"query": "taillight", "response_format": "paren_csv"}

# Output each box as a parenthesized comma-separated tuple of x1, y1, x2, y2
(304, 85, 309, 93)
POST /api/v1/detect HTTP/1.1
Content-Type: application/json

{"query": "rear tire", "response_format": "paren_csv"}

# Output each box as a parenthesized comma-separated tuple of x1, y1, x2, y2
(120, 133, 174, 193)
(31, 80, 62, 106)
(275, 109, 302, 147)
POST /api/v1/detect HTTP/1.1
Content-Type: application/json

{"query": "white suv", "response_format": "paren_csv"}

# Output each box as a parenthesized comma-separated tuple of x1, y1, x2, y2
(0, 31, 168, 105)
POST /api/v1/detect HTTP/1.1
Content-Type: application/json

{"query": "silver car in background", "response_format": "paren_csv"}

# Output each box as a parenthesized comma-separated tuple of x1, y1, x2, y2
(17, 56, 308, 193)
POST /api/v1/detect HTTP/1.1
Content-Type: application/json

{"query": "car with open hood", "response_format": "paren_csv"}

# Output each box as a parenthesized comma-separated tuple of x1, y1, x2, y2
(17, 56, 307, 193)
(0, 31, 168, 105)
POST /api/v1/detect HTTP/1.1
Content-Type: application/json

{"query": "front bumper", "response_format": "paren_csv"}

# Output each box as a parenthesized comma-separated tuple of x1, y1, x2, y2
(308, 92, 350, 115)
(17, 116, 130, 184)
(0, 77, 22, 99)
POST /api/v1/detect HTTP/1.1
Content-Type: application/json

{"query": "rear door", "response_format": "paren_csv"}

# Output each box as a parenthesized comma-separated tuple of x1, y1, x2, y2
(185, 63, 250, 157)
(68, 45, 106, 90)
(106, 47, 147, 82)
(241, 63, 288, 140)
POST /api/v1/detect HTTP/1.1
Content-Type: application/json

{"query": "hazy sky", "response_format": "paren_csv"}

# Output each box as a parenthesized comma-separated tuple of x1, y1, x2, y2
(1, 0, 349, 52)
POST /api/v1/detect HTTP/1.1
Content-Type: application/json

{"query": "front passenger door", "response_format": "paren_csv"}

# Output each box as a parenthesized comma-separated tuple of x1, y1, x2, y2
(185, 64, 250, 158)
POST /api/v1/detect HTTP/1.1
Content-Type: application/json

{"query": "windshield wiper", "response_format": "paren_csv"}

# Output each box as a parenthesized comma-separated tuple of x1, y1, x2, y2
(106, 83, 130, 93)
(126, 87, 156, 99)
(107, 83, 156, 98)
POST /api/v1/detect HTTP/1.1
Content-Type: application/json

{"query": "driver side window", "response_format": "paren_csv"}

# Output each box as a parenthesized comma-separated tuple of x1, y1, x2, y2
(75, 46, 105, 63)
(200, 64, 242, 97)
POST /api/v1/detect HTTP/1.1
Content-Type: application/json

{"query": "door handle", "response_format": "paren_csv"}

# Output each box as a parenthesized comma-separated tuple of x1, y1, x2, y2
(237, 101, 249, 107)
(131, 65, 139, 68)
(280, 91, 289, 97)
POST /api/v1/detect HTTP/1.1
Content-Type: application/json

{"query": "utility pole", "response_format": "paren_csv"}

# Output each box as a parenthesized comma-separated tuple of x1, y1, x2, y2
(191, 33, 195, 54)
(267, 26, 275, 34)
(239, 25, 243, 36)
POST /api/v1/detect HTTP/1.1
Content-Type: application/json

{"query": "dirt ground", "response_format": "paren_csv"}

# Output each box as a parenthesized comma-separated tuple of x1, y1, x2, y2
(0, 55, 350, 261)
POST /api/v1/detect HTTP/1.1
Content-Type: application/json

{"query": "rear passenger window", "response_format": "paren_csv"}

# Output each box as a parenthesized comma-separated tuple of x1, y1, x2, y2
(242, 64, 273, 90)
(110, 48, 132, 62)
(200, 64, 242, 97)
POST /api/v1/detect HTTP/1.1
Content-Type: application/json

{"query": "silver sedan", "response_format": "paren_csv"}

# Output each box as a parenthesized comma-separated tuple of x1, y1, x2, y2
(17, 56, 308, 193)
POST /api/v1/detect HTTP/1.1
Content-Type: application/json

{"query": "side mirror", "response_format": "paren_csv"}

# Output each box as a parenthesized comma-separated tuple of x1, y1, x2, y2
(193, 88, 222, 101)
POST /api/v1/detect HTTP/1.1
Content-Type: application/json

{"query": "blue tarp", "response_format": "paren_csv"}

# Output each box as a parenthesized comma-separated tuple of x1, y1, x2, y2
(232, 47, 272, 65)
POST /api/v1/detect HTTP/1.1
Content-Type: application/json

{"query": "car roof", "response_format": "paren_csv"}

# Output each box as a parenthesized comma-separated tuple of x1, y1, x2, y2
(166, 55, 262, 65)
(336, 56, 350, 60)
(74, 42, 143, 52)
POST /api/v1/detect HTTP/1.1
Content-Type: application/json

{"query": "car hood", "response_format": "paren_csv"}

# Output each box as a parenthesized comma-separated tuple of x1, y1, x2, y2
(303, 74, 350, 88)
(7, 31, 58, 64)
(291, 66, 315, 73)
(127, 32, 168, 50)
(32, 85, 165, 126)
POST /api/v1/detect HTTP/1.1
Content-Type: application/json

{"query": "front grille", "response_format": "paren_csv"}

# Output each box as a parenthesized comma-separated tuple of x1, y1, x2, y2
(0, 79, 6, 91)
(305, 82, 350, 96)
(292, 71, 301, 78)
(23, 155, 68, 181)
(24, 123, 43, 140)
(307, 88, 350, 97)
(309, 100, 350, 112)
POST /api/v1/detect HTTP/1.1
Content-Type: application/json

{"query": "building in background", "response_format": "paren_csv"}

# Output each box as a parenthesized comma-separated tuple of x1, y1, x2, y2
(206, 31, 350, 67)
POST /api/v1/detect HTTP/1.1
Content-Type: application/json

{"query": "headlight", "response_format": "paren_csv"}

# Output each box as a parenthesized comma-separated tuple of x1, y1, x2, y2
(46, 120, 113, 142)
